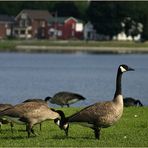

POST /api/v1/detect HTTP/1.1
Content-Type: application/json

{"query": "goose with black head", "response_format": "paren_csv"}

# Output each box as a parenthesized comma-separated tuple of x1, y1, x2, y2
(58, 64, 134, 140)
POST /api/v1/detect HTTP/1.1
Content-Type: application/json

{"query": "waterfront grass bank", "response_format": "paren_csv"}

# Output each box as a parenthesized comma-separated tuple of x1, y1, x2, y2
(1, 40, 148, 53)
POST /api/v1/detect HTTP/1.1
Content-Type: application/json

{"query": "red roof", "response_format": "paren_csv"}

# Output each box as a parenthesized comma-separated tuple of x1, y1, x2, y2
(16, 9, 52, 20)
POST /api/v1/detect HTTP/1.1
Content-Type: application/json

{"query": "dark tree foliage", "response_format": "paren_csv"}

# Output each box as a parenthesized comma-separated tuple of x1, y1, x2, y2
(51, 1, 80, 17)
(0, 1, 55, 15)
(1, 1, 148, 39)
(87, 1, 148, 40)
(87, 1, 123, 38)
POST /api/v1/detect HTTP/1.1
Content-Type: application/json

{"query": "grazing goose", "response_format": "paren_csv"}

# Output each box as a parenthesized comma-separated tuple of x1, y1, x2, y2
(58, 64, 134, 139)
(0, 101, 65, 138)
(23, 96, 51, 131)
(0, 104, 14, 132)
(49, 91, 86, 107)
(123, 97, 143, 107)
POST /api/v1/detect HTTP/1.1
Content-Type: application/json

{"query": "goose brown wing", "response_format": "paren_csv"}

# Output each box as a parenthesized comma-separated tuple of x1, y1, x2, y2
(0, 106, 22, 118)
(0, 102, 48, 118)
(68, 101, 114, 123)
(0, 104, 13, 111)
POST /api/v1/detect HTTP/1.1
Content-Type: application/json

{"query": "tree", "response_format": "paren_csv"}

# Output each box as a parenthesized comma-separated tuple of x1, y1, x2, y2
(87, 1, 122, 39)
(86, 1, 148, 40)
(74, 1, 90, 21)
(51, 1, 80, 17)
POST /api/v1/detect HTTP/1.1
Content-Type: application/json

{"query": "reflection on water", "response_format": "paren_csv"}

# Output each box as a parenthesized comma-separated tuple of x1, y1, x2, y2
(0, 52, 147, 106)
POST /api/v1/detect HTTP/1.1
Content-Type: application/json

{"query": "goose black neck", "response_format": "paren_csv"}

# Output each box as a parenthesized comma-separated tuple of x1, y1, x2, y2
(56, 110, 66, 120)
(114, 69, 123, 99)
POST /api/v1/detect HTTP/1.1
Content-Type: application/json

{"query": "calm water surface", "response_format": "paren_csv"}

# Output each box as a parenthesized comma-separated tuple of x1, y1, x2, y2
(0, 52, 147, 106)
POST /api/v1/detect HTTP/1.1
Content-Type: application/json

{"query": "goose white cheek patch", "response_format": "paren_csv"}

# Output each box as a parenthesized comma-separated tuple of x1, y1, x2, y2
(56, 119, 60, 126)
(64, 123, 69, 129)
(120, 66, 126, 72)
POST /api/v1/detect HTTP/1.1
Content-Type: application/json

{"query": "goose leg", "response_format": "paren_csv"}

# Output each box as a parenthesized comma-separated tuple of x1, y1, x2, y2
(26, 123, 38, 138)
(0, 122, 2, 133)
(26, 124, 31, 138)
(93, 127, 101, 140)
(31, 128, 36, 136)
(10, 122, 14, 133)
(39, 123, 42, 131)
(30, 123, 38, 136)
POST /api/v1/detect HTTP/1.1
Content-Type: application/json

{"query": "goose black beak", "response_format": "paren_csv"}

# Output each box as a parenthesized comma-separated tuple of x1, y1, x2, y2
(128, 67, 135, 71)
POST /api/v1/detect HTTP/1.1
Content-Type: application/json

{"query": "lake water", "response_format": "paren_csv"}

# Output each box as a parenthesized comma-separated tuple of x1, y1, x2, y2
(0, 52, 147, 107)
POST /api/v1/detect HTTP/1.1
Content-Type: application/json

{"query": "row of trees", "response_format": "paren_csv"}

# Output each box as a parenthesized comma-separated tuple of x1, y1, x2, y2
(0, 1, 148, 40)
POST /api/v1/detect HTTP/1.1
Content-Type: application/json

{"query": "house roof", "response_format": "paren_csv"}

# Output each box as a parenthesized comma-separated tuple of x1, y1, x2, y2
(0, 14, 14, 23)
(48, 17, 83, 24)
(15, 9, 52, 21)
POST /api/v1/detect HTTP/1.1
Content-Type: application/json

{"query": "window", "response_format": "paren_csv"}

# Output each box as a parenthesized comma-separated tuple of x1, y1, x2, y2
(58, 30, 62, 36)
(14, 30, 18, 35)
(72, 23, 75, 29)
(20, 20, 25, 27)
(40, 21, 45, 27)
(20, 30, 25, 34)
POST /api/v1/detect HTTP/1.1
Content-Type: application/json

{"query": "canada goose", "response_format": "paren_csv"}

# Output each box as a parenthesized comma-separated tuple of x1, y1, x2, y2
(0, 101, 65, 138)
(23, 96, 51, 131)
(0, 104, 14, 132)
(58, 64, 134, 140)
(49, 91, 86, 107)
(123, 97, 143, 107)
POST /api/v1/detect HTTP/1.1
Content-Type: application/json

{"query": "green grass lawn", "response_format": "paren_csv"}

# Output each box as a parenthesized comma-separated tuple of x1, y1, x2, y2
(0, 107, 147, 147)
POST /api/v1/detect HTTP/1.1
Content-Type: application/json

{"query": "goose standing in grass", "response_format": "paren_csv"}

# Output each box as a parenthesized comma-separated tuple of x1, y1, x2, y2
(49, 91, 86, 107)
(58, 64, 134, 140)
(0, 104, 14, 132)
(123, 97, 143, 107)
(0, 101, 65, 138)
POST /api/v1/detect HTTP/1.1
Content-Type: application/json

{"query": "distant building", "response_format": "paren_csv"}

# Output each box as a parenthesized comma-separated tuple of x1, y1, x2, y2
(83, 22, 109, 41)
(13, 9, 52, 39)
(48, 17, 83, 40)
(84, 21, 94, 40)
(113, 31, 141, 41)
(0, 15, 14, 39)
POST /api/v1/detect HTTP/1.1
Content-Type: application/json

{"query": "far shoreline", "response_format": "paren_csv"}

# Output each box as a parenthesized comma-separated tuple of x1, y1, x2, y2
(1, 40, 148, 54)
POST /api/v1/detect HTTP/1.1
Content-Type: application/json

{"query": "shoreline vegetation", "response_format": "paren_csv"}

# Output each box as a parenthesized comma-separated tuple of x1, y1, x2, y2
(1, 40, 148, 54)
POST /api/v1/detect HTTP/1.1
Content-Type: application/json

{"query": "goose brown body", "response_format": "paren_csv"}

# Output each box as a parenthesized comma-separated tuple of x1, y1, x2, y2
(68, 95, 123, 128)
(0, 101, 63, 137)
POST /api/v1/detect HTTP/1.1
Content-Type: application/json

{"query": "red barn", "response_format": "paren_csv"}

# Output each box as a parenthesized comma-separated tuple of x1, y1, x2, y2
(48, 17, 83, 40)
